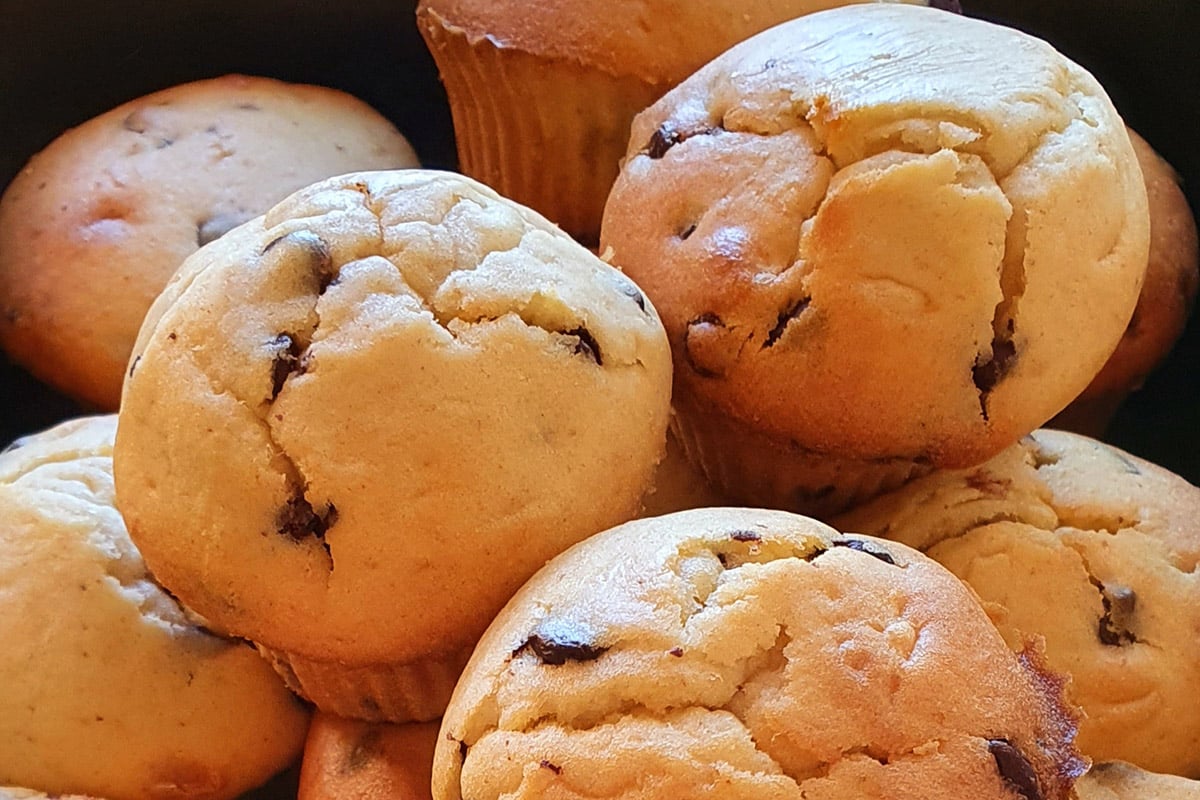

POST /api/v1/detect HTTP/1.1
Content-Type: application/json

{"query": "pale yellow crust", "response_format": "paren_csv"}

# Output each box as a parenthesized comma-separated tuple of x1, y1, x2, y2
(298, 714, 438, 800)
(434, 508, 1084, 800)
(1076, 761, 1200, 799)
(837, 429, 1200, 776)
(601, 5, 1149, 485)
(114, 170, 673, 677)
(0, 416, 310, 800)
(0, 74, 419, 409)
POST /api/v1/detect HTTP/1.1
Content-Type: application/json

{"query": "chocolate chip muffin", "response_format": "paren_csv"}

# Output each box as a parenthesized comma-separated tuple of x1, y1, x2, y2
(433, 507, 1085, 800)
(0, 74, 419, 410)
(837, 429, 1200, 776)
(416, 0, 958, 245)
(601, 4, 1150, 516)
(1077, 761, 1200, 799)
(299, 715, 438, 800)
(1053, 128, 1199, 436)
(114, 169, 673, 723)
(0, 416, 310, 800)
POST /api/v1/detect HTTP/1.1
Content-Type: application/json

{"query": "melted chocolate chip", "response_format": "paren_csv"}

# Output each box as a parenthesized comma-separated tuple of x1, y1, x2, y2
(644, 124, 720, 159)
(763, 296, 811, 348)
(540, 761, 562, 775)
(831, 538, 897, 565)
(988, 739, 1042, 800)
(276, 495, 337, 552)
(269, 334, 303, 399)
(515, 621, 608, 665)
(615, 278, 648, 313)
(973, 337, 1017, 417)
(1098, 584, 1137, 646)
(261, 230, 336, 292)
(565, 327, 603, 365)
(730, 530, 761, 542)
(679, 222, 697, 241)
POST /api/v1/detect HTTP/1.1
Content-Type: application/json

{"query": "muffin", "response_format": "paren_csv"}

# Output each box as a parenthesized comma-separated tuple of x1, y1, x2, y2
(416, 0, 956, 244)
(600, 3, 1150, 516)
(299, 715, 438, 800)
(1052, 129, 1199, 436)
(837, 429, 1200, 776)
(434, 507, 1085, 800)
(0, 74, 420, 410)
(1077, 761, 1200, 799)
(114, 169, 673, 722)
(0, 416, 310, 800)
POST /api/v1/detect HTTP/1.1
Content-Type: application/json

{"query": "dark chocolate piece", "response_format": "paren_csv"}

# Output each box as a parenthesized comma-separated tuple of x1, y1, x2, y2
(1098, 583, 1137, 646)
(679, 222, 697, 241)
(540, 761, 562, 775)
(268, 334, 302, 400)
(831, 538, 896, 565)
(973, 332, 1017, 419)
(988, 739, 1042, 800)
(614, 277, 648, 312)
(730, 530, 761, 542)
(564, 327, 603, 366)
(515, 620, 608, 665)
(763, 296, 811, 348)
(644, 124, 720, 159)
(276, 495, 337, 552)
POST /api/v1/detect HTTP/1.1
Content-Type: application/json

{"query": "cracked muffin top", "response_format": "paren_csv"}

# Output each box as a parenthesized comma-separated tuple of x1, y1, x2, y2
(433, 507, 1084, 800)
(114, 169, 673, 670)
(837, 429, 1200, 777)
(0, 74, 419, 410)
(0, 415, 309, 800)
(601, 4, 1149, 470)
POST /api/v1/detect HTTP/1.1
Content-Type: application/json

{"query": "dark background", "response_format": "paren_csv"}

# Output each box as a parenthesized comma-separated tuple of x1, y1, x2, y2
(2, 0, 1198, 483)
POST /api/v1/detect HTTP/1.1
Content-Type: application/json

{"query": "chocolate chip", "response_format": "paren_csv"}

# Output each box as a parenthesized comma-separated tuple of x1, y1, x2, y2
(644, 124, 720, 159)
(261, 230, 336, 292)
(1097, 584, 1137, 646)
(614, 278, 648, 313)
(730, 530, 761, 542)
(276, 495, 337, 553)
(268, 334, 302, 400)
(128, 354, 141, 378)
(564, 327, 602, 365)
(196, 212, 248, 247)
(973, 336, 1017, 418)
(831, 538, 897, 565)
(763, 296, 811, 349)
(988, 739, 1042, 800)
(669, 647, 684, 657)
(679, 222, 697, 241)
(343, 729, 383, 774)
(928, 0, 962, 11)
(540, 761, 562, 775)
(515, 621, 608, 665)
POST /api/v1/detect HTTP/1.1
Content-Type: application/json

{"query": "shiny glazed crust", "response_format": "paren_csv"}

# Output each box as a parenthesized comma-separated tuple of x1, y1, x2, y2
(601, 4, 1149, 471)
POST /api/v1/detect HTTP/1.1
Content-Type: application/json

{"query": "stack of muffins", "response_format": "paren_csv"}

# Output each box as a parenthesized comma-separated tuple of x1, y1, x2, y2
(1, 2, 1198, 800)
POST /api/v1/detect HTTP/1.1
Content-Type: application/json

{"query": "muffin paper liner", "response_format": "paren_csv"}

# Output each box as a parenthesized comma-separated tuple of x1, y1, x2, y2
(420, 15, 662, 244)
(671, 391, 934, 520)
(257, 643, 473, 724)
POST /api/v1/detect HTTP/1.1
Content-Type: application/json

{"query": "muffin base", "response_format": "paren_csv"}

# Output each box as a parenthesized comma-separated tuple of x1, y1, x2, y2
(419, 8, 663, 244)
(257, 644, 474, 724)
(671, 392, 933, 520)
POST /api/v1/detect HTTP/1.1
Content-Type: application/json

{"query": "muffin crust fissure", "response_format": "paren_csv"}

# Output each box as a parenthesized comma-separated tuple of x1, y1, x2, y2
(602, 5, 1149, 466)
(117, 170, 671, 669)
(438, 511, 1083, 800)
